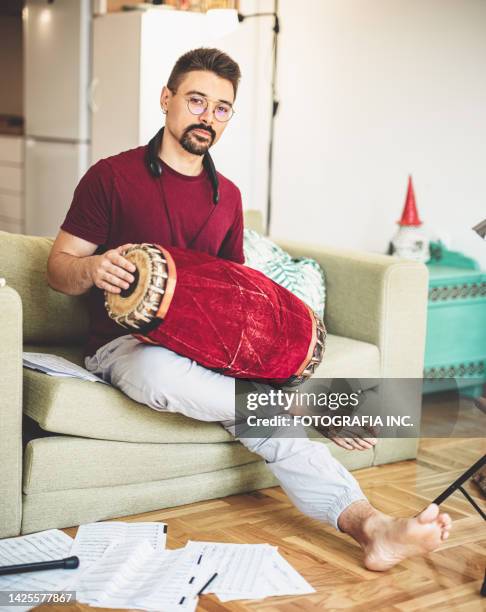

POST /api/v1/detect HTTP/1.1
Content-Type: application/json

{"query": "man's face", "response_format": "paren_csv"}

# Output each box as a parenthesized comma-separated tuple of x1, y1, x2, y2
(161, 70, 235, 156)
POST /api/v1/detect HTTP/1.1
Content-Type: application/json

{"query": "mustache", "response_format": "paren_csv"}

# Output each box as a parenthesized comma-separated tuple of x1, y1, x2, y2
(184, 124, 216, 140)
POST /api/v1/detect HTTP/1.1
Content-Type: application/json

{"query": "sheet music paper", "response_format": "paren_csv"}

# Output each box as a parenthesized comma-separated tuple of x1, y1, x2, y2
(23, 352, 108, 384)
(216, 546, 315, 601)
(0, 522, 168, 609)
(0, 530, 75, 596)
(70, 521, 167, 565)
(62, 521, 167, 589)
(185, 541, 315, 602)
(185, 541, 269, 594)
(74, 539, 215, 611)
(0, 527, 314, 609)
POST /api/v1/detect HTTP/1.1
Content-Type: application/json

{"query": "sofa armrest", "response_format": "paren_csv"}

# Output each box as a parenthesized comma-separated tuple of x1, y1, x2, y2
(274, 240, 429, 378)
(0, 281, 23, 538)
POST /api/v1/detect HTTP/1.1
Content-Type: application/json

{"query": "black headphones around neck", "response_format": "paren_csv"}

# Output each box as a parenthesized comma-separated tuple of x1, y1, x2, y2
(146, 127, 220, 205)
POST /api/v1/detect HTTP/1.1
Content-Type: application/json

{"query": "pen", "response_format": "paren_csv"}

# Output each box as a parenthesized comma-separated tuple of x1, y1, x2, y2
(197, 572, 218, 596)
(0, 556, 80, 576)
(179, 571, 219, 605)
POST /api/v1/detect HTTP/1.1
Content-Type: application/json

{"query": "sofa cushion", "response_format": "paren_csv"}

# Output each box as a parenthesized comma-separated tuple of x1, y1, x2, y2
(23, 344, 233, 444)
(23, 437, 260, 494)
(0, 232, 89, 344)
(23, 337, 380, 442)
(20, 463, 280, 535)
(313, 334, 380, 378)
(23, 432, 374, 495)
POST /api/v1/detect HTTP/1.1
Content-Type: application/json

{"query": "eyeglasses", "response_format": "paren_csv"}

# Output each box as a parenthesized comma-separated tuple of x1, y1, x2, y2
(172, 91, 235, 123)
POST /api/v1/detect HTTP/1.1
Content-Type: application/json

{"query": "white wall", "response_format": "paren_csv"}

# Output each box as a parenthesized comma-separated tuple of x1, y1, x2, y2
(267, 0, 486, 266)
(88, 0, 486, 266)
(204, 0, 273, 225)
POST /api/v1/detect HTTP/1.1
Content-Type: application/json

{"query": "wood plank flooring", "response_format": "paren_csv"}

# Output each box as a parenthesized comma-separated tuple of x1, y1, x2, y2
(52, 396, 486, 610)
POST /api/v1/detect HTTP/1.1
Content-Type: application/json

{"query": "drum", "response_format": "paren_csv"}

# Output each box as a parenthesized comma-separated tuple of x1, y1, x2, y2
(105, 243, 326, 385)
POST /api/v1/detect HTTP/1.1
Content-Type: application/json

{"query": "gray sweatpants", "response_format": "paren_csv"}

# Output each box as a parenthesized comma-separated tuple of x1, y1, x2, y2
(85, 335, 366, 529)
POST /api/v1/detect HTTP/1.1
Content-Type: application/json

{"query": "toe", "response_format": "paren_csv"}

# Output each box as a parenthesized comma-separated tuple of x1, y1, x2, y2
(438, 512, 452, 530)
(418, 503, 440, 524)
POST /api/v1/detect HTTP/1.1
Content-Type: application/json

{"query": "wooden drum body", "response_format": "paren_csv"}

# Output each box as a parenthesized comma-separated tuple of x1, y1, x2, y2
(105, 244, 325, 385)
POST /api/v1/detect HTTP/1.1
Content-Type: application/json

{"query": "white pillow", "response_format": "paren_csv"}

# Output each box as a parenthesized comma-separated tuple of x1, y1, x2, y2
(243, 229, 326, 319)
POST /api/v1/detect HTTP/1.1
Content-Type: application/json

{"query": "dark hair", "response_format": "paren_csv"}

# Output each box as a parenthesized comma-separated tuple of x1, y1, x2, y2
(167, 47, 241, 99)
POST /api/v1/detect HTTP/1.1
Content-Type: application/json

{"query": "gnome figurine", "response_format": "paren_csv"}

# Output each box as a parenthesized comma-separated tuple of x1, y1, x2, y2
(391, 175, 430, 263)
(473, 218, 486, 239)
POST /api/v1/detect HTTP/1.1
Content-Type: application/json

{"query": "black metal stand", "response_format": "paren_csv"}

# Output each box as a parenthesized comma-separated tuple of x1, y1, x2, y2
(432, 454, 486, 520)
(238, 2, 280, 236)
(431, 454, 486, 597)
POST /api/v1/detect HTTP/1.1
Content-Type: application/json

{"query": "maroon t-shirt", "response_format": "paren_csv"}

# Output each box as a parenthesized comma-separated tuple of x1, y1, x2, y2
(61, 144, 245, 357)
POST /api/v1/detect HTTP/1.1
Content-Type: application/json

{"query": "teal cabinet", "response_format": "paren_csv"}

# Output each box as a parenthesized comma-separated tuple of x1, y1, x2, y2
(424, 264, 486, 396)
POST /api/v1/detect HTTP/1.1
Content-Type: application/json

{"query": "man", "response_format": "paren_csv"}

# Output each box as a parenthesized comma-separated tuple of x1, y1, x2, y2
(47, 48, 451, 571)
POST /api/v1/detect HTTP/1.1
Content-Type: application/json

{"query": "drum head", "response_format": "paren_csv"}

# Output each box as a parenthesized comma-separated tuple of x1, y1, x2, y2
(105, 245, 168, 329)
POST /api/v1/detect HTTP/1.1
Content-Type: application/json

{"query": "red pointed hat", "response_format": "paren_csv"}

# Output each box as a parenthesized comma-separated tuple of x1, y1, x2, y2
(398, 175, 422, 226)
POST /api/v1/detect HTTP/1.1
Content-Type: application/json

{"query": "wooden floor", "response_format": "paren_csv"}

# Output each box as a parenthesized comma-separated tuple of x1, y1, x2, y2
(54, 396, 485, 611)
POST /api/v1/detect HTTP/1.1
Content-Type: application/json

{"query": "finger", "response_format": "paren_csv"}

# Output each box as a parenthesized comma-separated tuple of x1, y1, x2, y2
(359, 440, 375, 450)
(116, 243, 135, 253)
(340, 432, 367, 448)
(106, 253, 137, 274)
(103, 272, 131, 290)
(99, 280, 121, 294)
(348, 438, 370, 450)
(116, 245, 136, 260)
(361, 437, 378, 445)
(343, 438, 361, 450)
(350, 438, 373, 450)
(356, 438, 374, 450)
(331, 438, 354, 450)
(105, 263, 135, 284)
(345, 430, 377, 446)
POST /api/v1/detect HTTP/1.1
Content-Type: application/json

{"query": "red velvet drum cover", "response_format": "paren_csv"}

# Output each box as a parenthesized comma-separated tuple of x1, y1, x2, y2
(106, 244, 325, 385)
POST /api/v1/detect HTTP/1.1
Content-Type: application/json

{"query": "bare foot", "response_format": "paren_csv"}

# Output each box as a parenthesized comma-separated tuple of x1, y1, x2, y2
(361, 503, 452, 571)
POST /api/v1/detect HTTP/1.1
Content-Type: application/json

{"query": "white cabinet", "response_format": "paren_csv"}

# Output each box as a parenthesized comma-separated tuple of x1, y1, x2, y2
(24, 138, 88, 237)
(0, 136, 24, 234)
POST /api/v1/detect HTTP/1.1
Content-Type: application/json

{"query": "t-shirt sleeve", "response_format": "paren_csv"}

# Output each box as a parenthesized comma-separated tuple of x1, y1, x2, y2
(60, 160, 113, 245)
(218, 188, 245, 264)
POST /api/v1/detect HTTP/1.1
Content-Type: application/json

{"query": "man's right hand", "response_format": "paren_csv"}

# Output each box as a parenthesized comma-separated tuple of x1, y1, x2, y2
(89, 244, 137, 294)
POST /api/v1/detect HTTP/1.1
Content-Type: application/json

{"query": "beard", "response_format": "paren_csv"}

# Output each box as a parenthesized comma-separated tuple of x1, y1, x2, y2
(179, 124, 216, 155)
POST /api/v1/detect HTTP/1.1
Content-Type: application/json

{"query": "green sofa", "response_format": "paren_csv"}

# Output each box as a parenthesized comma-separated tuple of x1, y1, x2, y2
(0, 211, 429, 538)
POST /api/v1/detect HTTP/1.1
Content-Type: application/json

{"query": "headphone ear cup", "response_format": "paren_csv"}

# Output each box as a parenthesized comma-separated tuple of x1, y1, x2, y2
(147, 128, 164, 178)
(150, 159, 162, 178)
